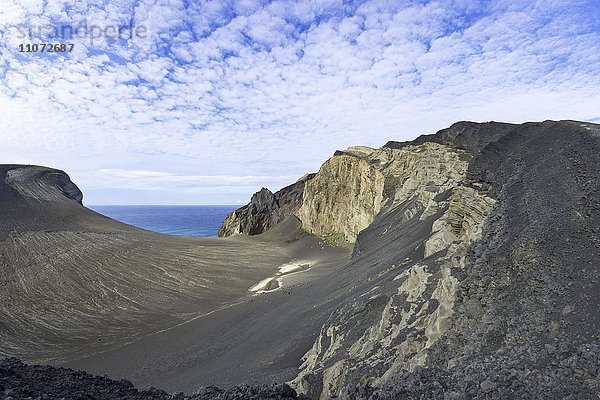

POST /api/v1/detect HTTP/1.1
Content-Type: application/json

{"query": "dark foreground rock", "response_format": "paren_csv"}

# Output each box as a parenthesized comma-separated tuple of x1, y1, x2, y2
(338, 342, 599, 399)
(0, 358, 308, 400)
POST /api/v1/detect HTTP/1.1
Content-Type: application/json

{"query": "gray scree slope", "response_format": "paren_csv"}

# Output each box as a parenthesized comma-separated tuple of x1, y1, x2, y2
(220, 120, 600, 399)
(1, 120, 598, 400)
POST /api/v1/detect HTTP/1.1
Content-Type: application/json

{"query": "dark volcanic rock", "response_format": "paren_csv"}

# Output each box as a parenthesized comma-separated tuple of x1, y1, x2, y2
(218, 174, 315, 237)
(361, 342, 600, 399)
(0, 357, 308, 400)
(227, 187, 281, 236)
(413, 120, 600, 398)
(384, 120, 517, 154)
(0, 164, 83, 204)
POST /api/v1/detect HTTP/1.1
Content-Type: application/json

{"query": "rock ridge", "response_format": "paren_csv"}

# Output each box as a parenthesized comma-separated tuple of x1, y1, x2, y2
(218, 121, 521, 244)
(290, 120, 600, 399)
(1, 164, 83, 205)
(218, 174, 315, 237)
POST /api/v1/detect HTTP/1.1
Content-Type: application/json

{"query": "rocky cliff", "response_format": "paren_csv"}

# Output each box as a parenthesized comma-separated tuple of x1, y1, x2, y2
(219, 120, 600, 399)
(291, 141, 497, 399)
(218, 174, 315, 236)
(297, 154, 384, 243)
(292, 121, 599, 399)
(220, 138, 477, 245)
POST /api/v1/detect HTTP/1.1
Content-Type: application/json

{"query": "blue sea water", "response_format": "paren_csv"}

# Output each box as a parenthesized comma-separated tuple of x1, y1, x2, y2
(89, 205, 238, 237)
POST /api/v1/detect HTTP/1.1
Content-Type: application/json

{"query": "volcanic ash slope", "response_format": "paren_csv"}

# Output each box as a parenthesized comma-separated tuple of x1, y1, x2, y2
(0, 165, 345, 366)
(221, 120, 600, 399)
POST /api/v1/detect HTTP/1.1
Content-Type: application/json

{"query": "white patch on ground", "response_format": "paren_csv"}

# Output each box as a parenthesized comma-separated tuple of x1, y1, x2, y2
(250, 277, 277, 292)
(250, 261, 311, 294)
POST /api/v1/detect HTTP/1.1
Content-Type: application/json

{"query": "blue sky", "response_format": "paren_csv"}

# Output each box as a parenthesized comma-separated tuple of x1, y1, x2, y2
(0, 0, 599, 205)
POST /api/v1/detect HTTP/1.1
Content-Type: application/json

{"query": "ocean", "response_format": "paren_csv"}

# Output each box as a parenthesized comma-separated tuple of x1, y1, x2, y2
(89, 205, 238, 237)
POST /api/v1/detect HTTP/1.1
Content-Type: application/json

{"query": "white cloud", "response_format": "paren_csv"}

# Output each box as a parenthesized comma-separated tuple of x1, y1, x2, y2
(90, 169, 300, 191)
(0, 0, 599, 204)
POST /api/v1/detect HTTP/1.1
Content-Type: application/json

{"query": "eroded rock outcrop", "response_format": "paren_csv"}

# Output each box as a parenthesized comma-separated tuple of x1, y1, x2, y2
(0, 165, 89, 242)
(292, 143, 497, 399)
(297, 155, 384, 243)
(218, 174, 314, 236)
(221, 140, 479, 246)
(347, 142, 472, 219)
(219, 187, 280, 236)
(424, 185, 496, 259)
(3, 165, 83, 205)
(291, 120, 600, 399)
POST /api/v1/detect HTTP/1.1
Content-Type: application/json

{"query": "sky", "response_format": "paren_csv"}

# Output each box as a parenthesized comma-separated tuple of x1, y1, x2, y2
(0, 0, 599, 205)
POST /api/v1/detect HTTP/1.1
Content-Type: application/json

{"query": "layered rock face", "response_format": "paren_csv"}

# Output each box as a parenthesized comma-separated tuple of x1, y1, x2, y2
(344, 142, 472, 220)
(297, 142, 474, 244)
(0, 165, 87, 241)
(297, 155, 384, 243)
(221, 140, 476, 245)
(292, 144, 497, 399)
(220, 120, 599, 399)
(3, 165, 83, 205)
(291, 121, 600, 399)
